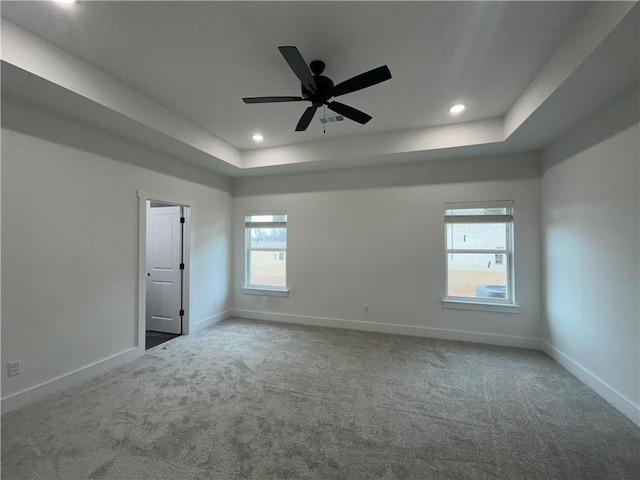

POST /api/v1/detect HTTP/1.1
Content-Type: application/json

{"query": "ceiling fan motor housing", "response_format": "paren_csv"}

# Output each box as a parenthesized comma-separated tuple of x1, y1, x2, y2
(302, 71, 334, 107)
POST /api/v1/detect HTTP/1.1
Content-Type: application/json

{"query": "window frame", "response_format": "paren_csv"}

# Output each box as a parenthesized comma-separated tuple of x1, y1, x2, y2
(243, 211, 289, 296)
(442, 201, 517, 311)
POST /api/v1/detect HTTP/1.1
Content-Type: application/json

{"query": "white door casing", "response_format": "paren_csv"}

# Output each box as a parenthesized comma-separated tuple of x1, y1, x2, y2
(146, 205, 183, 334)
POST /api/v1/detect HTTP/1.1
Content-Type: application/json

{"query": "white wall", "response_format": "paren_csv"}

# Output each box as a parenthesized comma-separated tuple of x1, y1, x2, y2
(232, 153, 542, 347)
(1, 100, 233, 409)
(541, 122, 640, 424)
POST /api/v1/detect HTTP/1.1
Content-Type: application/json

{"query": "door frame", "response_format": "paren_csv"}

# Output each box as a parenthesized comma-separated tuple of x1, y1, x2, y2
(137, 190, 192, 350)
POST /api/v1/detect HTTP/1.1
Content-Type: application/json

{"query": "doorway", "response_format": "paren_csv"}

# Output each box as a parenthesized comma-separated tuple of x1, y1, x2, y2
(143, 199, 190, 350)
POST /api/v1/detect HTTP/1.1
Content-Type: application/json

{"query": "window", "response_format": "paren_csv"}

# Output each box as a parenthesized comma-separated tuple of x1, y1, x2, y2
(444, 201, 515, 307)
(244, 213, 287, 293)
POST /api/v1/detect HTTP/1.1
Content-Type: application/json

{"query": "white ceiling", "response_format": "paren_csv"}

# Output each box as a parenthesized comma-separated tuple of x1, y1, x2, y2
(1, 1, 638, 177)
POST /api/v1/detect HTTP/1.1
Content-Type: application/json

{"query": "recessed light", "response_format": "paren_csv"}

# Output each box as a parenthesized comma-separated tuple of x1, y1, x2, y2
(449, 103, 466, 114)
(54, 0, 76, 3)
(252, 134, 264, 142)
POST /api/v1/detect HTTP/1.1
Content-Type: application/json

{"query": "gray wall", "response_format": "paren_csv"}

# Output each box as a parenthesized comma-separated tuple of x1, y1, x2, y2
(1, 101, 233, 403)
(233, 153, 542, 347)
(541, 111, 639, 423)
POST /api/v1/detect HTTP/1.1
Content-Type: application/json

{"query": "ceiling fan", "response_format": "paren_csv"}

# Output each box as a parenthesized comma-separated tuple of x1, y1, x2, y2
(243, 46, 392, 132)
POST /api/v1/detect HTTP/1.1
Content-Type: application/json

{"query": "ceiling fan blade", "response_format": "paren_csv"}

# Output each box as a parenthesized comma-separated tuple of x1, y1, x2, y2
(327, 101, 372, 125)
(331, 65, 392, 97)
(295, 106, 318, 131)
(278, 46, 317, 93)
(243, 96, 305, 104)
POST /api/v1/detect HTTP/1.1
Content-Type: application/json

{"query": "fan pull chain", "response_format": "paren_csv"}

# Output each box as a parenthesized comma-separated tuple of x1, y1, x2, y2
(323, 105, 326, 134)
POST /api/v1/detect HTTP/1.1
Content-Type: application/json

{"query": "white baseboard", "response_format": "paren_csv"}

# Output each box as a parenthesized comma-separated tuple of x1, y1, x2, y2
(6, 311, 636, 429)
(191, 309, 233, 333)
(541, 340, 640, 427)
(232, 310, 639, 425)
(1, 346, 142, 415)
(3, 310, 232, 415)
(231, 309, 542, 350)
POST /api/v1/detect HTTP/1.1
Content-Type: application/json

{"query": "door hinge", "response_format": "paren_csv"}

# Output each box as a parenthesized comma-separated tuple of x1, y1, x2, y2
(180, 217, 185, 224)
(180, 263, 185, 270)
(179, 309, 185, 317)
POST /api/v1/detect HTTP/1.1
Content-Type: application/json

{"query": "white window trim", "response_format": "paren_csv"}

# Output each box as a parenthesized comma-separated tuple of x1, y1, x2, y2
(443, 200, 517, 309)
(441, 298, 520, 314)
(244, 211, 288, 293)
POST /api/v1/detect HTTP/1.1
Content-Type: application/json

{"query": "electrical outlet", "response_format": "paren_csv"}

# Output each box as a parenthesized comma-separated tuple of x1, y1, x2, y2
(364, 304, 370, 313)
(214, 300, 218, 308)
(8, 360, 20, 377)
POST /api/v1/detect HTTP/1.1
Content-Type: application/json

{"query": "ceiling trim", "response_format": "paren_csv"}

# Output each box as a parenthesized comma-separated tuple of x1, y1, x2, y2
(1, 2, 636, 177)
(1, 19, 242, 169)
(504, 1, 636, 138)
(242, 118, 504, 169)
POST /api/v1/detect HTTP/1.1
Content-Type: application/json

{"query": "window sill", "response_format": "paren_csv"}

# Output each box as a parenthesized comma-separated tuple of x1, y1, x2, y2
(242, 287, 289, 297)
(441, 298, 520, 314)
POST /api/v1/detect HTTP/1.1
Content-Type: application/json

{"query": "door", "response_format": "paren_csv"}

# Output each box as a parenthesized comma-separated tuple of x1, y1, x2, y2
(146, 205, 183, 334)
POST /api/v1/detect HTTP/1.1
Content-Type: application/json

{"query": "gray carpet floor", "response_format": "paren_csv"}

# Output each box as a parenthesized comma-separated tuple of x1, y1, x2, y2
(2, 318, 639, 479)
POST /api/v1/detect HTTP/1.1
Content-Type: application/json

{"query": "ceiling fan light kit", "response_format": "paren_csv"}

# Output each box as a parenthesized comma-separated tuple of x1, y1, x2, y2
(243, 46, 392, 132)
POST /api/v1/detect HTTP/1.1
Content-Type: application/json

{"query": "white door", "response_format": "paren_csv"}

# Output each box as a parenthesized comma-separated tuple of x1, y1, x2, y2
(146, 205, 183, 334)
